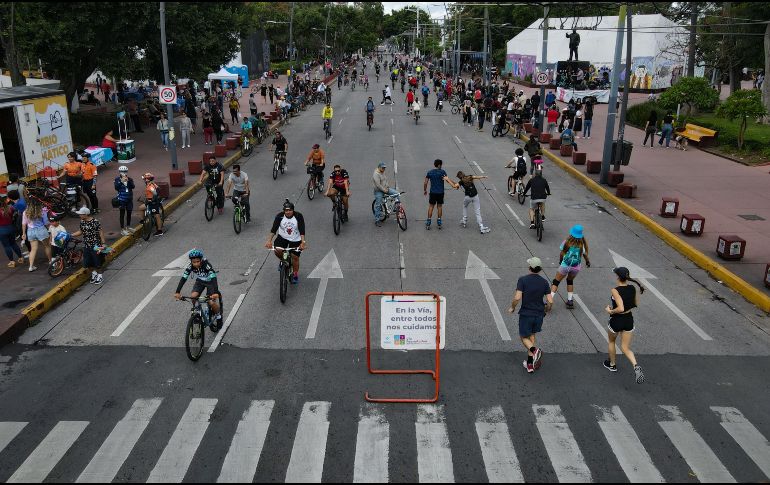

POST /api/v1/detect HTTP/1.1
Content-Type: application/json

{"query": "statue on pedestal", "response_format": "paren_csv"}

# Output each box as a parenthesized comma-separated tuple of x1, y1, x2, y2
(566, 29, 580, 61)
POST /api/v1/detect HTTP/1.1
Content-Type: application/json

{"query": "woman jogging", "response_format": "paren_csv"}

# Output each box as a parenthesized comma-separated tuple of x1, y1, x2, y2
(603, 267, 645, 384)
(551, 224, 590, 309)
(455, 171, 490, 234)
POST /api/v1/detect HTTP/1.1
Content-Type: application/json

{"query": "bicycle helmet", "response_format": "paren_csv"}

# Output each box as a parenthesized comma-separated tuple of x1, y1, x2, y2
(188, 248, 204, 260)
(118, 165, 129, 173)
(282, 199, 295, 211)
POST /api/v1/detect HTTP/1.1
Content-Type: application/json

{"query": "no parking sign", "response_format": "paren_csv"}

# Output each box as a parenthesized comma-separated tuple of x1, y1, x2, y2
(159, 85, 177, 104)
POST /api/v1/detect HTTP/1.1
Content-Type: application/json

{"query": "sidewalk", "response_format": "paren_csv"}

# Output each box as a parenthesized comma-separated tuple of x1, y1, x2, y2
(510, 80, 770, 297)
(0, 76, 298, 330)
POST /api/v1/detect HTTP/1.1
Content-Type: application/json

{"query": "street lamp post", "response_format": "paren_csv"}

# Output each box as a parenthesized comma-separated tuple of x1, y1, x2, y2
(159, 2, 178, 170)
(324, 4, 331, 70)
(289, 2, 295, 74)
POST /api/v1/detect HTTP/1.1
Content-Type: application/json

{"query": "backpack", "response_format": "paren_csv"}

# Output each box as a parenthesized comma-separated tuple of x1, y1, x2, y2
(516, 156, 527, 172)
(562, 243, 582, 267)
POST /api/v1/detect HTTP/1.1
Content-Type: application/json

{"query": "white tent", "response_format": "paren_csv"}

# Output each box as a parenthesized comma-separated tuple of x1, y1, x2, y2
(505, 14, 690, 89)
(207, 67, 238, 83)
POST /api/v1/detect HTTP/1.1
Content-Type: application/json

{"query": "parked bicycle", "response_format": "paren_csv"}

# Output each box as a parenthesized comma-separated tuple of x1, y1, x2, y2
(372, 191, 407, 231)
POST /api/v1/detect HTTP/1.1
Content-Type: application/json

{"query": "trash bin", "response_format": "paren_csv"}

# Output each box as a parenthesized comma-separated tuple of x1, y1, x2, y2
(116, 139, 136, 163)
(611, 139, 633, 166)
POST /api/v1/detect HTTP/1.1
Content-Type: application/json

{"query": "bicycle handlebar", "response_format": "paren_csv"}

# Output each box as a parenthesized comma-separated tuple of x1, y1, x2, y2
(268, 246, 304, 252)
(178, 295, 215, 303)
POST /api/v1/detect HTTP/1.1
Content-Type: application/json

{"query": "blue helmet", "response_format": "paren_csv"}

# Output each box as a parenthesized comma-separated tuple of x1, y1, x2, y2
(53, 231, 71, 247)
(188, 248, 204, 260)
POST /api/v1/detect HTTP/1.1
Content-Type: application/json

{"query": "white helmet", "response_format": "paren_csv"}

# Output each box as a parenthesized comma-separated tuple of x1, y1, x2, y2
(118, 165, 129, 173)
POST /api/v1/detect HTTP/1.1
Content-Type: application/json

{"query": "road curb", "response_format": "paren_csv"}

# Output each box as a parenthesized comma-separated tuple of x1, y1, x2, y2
(0, 312, 30, 348)
(18, 149, 244, 327)
(525, 134, 770, 313)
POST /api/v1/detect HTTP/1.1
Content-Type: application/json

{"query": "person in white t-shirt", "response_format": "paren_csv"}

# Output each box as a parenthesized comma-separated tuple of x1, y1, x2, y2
(264, 199, 306, 284)
(224, 164, 250, 223)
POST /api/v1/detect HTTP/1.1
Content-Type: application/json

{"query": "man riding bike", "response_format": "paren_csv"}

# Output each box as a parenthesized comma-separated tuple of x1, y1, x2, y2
(365, 96, 376, 126)
(325, 85, 332, 105)
(523, 167, 551, 228)
(240, 117, 254, 145)
(321, 103, 334, 136)
(174, 249, 222, 327)
(224, 164, 251, 222)
(337, 73, 343, 90)
(141, 173, 165, 237)
(199, 156, 225, 215)
(421, 84, 430, 106)
(305, 144, 326, 188)
(271, 131, 289, 168)
(264, 199, 306, 285)
(412, 98, 421, 121)
(325, 164, 350, 221)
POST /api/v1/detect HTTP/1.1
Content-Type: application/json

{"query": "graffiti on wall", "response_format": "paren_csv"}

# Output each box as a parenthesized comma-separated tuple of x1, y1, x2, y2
(505, 54, 537, 80)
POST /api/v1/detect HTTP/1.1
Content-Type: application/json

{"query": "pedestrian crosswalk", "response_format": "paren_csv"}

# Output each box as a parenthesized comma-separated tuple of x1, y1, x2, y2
(0, 399, 768, 483)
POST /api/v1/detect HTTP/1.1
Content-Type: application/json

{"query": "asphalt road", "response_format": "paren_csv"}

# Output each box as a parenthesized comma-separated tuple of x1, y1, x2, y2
(2, 65, 770, 483)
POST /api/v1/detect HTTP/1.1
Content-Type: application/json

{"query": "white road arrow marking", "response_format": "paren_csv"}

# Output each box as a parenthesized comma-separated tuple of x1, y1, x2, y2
(465, 251, 510, 341)
(609, 250, 712, 341)
(306, 250, 343, 339)
(111, 251, 190, 337)
(442, 119, 447, 126)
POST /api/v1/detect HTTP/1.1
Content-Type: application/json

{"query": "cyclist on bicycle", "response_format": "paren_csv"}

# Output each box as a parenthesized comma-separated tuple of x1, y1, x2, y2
(199, 156, 225, 215)
(224, 164, 251, 223)
(365, 97, 375, 125)
(405, 89, 415, 114)
(321, 103, 334, 135)
(240, 117, 254, 144)
(264, 199, 306, 285)
(372, 161, 400, 227)
(174, 249, 222, 327)
(305, 144, 326, 188)
(523, 167, 551, 229)
(337, 73, 343, 90)
(505, 148, 528, 195)
(363, 74, 369, 89)
(141, 173, 164, 236)
(412, 98, 421, 120)
(421, 84, 430, 106)
(325, 84, 332, 105)
(325, 164, 350, 221)
(351, 68, 358, 83)
(271, 131, 288, 167)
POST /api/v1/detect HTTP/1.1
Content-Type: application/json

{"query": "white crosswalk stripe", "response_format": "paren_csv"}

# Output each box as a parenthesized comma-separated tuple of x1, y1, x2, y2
(475, 406, 524, 483)
(711, 406, 770, 479)
(217, 400, 275, 483)
(285, 401, 331, 483)
(657, 405, 736, 483)
(533, 404, 592, 482)
(0, 422, 27, 455)
(77, 398, 162, 483)
(594, 405, 664, 483)
(353, 403, 389, 483)
(146, 398, 218, 483)
(7, 421, 89, 483)
(416, 404, 455, 483)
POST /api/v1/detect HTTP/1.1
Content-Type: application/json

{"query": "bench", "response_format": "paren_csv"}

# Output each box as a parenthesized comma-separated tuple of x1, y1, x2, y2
(679, 123, 718, 147)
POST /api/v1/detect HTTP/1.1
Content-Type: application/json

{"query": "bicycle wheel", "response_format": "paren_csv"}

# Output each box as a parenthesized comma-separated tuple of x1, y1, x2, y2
(517, 184, 526, 205)
(273, 159, 279, 180)
(233, 207, 242, 234)
(307, 176, 316, 200)
(185, 315, 205, 361)
(397, 204, 407, 231)
(536, 211, 543, 242)
(241, 140, 253, 157)
(333, 203, 341, 235)
(280, 157, 285, 174)
(279, 263, 289, 303)
(70, 249, 83, 265)
(204, 196, 215, 221)
(492, 125, 499, 138)
(502, 123, 510, 136)
(507, 176, 514, 194)
(141, 214, 153, 241)
(48, 257, 64, 277)
(451, 105, 459, 115)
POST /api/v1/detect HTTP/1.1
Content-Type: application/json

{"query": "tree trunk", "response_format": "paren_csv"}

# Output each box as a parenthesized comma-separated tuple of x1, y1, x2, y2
(738, 116, 746, 149)
(730, 65, 742, 94)
(763, 22, 770, 123)
(0, 4, 25, 86)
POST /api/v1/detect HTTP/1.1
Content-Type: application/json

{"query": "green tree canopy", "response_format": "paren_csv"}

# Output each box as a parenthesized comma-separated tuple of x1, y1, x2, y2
(658, 76, 720, 115)
(716, 89, 767, 148)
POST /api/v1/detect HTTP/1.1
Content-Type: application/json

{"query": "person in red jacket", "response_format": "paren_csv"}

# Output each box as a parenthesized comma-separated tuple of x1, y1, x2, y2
(405, 89, 415, 114)
(546, 106, 560, 137)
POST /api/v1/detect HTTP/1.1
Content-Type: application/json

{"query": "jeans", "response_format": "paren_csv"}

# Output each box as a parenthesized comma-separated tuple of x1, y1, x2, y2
(583, 119, 593, 138)
(374, 188, 400, 222)
(462, 195, 484, 228)
(659, 124, 673, 147)
(160, 130, 169, 147)
(0, 225, 21, 261)
(181, 129, 190, 147)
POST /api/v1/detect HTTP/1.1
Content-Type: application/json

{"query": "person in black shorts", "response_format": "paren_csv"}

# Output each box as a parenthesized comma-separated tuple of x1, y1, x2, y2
(271, 131, 289, 168)
(505, 148, 528, 195)
(603, 266, 645, 384)
(174, 249, 223, 328)
(507, 256, 553, 373)
(423, 159, 458, 230)
(325, 164, 350, 221)
(199, 156, 225, 214)
(264, 199, 306, 284)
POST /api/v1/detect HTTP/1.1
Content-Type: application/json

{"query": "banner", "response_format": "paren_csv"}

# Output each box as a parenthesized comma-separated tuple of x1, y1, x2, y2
(26, 94, 72, 169)
(556, 87, 611, 104)
(380, 296, 446, 350)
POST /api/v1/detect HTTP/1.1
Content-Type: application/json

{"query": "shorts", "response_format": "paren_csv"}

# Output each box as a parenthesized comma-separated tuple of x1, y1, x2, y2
(27, 226, 49, 242)
(518, 314, 544, 337)
(274, 236, 302, 257)
(530, 198, 546, 209)
(557, 265, 580, 277)
(608, 313, 634, 333)
(192, 278, 220, 297)
(82, 247, 104, 269)
(329, 186, 347, 196)
(513, 170, 527, 180)
(428, 193, 444, 205)
(148, 202, 163, 215)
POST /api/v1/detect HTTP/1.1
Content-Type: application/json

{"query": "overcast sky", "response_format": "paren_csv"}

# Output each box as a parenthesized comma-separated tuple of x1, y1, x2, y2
(382, 2, 449, 19)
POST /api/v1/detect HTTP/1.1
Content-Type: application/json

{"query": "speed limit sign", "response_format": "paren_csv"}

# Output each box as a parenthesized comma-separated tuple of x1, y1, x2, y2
(159, 85, 177, 104)
(535, 72, 549, 86)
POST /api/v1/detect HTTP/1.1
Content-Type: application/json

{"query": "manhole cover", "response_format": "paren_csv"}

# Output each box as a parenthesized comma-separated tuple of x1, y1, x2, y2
(738, 214, 765, 221)
(2, 299, 33, 309)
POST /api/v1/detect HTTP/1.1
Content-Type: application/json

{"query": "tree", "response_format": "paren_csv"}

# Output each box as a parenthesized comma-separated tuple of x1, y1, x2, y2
(0, 3, 25, 86)
(716, 89, 767, 148)
(658, 76, 720, 116)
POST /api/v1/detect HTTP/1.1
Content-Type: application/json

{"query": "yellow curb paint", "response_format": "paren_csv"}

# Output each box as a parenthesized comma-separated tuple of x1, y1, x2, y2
(21, 150, 244, 324)
(522, 133, 770, 313)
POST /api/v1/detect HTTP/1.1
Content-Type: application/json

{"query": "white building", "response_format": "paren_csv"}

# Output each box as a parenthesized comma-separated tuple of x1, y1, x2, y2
(505, 14, 691, 89)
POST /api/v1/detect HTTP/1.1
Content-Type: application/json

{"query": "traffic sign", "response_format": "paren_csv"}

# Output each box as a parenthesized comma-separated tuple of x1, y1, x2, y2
(380, 295, 446, 350)
(535, 72, 549, 85)
(159, 85, 177, 104)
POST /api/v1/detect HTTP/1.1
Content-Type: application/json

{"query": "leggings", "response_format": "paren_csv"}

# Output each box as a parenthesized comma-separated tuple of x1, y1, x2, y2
(643, 129, 655, 146)
(0, 226, 22, 260)
(119, 205, 133, 228)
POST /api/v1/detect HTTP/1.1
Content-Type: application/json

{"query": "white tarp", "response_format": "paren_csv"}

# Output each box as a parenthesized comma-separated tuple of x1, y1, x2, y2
(556, 87, 610, 103)
(505, 14, 690, 89)
(207, 67, 238, 82)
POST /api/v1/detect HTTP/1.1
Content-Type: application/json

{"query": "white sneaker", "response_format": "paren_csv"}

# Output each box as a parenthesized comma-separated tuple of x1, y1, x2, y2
(480, 226, 491, 234)
(90, 271, 98, 283)
(120, 229, 130, 236)
(94, 274, 104, 285)
(126, 227, 136, 234)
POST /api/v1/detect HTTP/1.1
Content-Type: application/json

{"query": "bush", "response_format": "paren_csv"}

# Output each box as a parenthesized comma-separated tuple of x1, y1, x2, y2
(625, 101, 667, 128)
(658, 77, 719, 115)
(70, 112, 116, 147)
(716, 89, 767, 149)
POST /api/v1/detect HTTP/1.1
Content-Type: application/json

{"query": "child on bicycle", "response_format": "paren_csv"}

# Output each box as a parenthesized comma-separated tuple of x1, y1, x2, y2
(505, 148, 528, 195)
(174, 248, 223, 327)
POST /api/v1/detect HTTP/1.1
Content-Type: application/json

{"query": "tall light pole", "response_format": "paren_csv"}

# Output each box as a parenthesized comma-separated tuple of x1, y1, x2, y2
(159, 2, 177, 170)
(537, 6, 549, 134)
(324, 4, 331, 69)
(483, 5, 489, 85)
(600, 5, 627, 184)
(289, 2, 295, 74)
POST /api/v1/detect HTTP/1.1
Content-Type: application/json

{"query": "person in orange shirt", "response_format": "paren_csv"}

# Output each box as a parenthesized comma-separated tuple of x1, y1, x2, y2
(80, 151, 99, 213)
(304, 144, 326, 188)
(141, 173, 164, 237)
(61, 152, 83, 187)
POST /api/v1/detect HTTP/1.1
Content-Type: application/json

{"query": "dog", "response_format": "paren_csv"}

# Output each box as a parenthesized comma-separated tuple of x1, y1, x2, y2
(674, 134, 689, 151)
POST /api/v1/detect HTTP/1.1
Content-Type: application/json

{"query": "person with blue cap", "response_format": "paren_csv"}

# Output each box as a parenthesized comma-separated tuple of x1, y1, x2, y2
(551, 224, 590, 309)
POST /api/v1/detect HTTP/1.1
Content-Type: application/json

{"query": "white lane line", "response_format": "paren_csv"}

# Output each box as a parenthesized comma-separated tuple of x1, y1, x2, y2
(491, 184, 498, 192)
(77, 399, 163, 483)
(8, 421, 89, 483)
(209, 293, 246, 352)
(471, 161, 485, 173)
(327, 135, 333, 144)
(394, 160, 398, 174)
(475, 406, 524, 483)
(643, 280, 712, 340)
(416, 404, 455, 483)
(399, 243, 406, 280)
(0, 422, 27, 455)
(392, 134, 396, 145)
(286, 402, 331, 483)
(217, 400, 275, 483)
(711, 407, 770, 479)
(338, 118, 344, 126)
(504, 204, 525, 227)
(480, 277, 511, 341)
(391, 118, 394, 125)
(306, 278, 328, 339)
(533, 405, 592, 483)
(573, 294, 609, 342)
(657, 405, 735, 483)
(147, 398, 218, 483)
(111, 277, 171, 337)
(346, 106, 350, 113)
(442, 119, 447, 126)
(390, 105, 393, 112)
(594, 405, 664, 483)
(454, 135, 462, 144)
(353, 404, 389, 483)
(243, 257, 258, 277)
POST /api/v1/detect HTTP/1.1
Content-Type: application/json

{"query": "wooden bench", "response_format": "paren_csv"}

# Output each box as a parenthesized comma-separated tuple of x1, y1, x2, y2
(679, 123, 718, 147)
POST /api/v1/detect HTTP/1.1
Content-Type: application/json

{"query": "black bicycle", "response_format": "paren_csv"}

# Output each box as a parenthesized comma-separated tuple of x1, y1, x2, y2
(533, 199, 545, 242)
(178, 295, 221, 361)
(323, 119, 332, 140)
(272, 150, 286, 180)
(141, 198, 166, 241)
(48, 237, 83, 277)
(269, 247, 303, 304)
(306, 166, 324, 200)
(204, 184, 218, 221)
(367, 111, 374, 131)
(331, 191, 347, 235)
